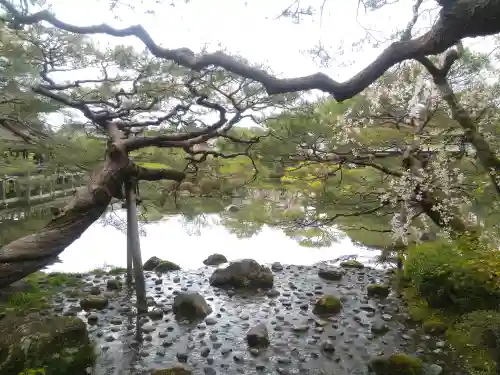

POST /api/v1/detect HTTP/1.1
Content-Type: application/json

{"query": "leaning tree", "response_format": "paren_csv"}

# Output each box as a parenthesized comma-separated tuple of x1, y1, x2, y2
(0, 0, 499, 289)
(0, 5, 295, 302)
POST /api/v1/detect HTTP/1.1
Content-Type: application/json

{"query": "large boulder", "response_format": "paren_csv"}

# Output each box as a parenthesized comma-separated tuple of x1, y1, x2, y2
(203, 253, 228, 266)
(173, 292, 213, 320)
(209, 259, 274, 290)
(143, 256, 162, 271)
(0, 314, 95, 375)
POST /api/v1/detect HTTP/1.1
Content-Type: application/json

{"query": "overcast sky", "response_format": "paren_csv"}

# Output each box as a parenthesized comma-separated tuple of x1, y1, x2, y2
(32, 0, 497, 128)
(44, 0, 434, 82)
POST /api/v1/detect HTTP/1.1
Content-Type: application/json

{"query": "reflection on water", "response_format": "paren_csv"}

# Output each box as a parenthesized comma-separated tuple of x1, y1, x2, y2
(0, 206, 380, 273)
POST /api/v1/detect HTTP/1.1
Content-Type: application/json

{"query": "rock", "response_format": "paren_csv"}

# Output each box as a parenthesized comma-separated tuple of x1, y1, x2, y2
(321, 339, 335, 353)
(371, 321, 390, 335)
(148, 308, 164, 320)
(173, 292, 213, 320)
(367, 284, 390, 298)
(143, 256, 162, 271)
(80, 295, 108, 310)
(154, 260, 181, 273)
(210, 259, 274, 290)
(203, 253, 228, 266)
(425, 363, 443, 375)
(318, 268, 343, 281)
(246, 323, 270, 348)
(106, 278, 121, 291)
(368, 353, 422, 375)
(0, 314, 94, 374)
(339, 260, 364, 269)
(267, 289, 280, 297)
(271, 262, 284, 271)
(152, 366, 193, 375)
(313, 295, 342, 315)
(89, 286, 101, 295)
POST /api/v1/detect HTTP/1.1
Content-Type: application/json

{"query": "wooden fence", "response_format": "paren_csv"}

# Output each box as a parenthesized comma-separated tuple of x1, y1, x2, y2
(0, 171, 87, 208)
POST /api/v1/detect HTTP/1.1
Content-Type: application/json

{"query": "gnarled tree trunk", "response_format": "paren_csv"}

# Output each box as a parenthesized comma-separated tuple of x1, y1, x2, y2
(0, 142, 184, 288)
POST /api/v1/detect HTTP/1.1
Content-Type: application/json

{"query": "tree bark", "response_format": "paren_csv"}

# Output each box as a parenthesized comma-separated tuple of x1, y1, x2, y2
(0, 154, 128, 288)
(0, 143, 184, 289)
(125, 179, 147, 314)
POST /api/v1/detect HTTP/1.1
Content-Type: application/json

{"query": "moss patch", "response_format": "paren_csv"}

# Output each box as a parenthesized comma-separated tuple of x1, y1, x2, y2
(0, 272, 82, 315)
(0, 314, 95, 375)
(446, 311, 500, 375)
(367, 284, 390, 298)
(313, 295, 342, 315)
(339, 260, 364, 269)
(422, 319, 447, 335)
(369, 353, 422, 375)
(151, 367, 193, 375)
(396, 279, 498, 374)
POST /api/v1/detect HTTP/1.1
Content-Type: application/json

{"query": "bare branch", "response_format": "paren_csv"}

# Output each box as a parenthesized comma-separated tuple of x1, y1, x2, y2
(3, 0, 500, 101)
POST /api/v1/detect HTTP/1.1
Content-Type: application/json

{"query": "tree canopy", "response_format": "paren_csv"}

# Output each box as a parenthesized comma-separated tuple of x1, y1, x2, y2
(0, 0, 498, 287)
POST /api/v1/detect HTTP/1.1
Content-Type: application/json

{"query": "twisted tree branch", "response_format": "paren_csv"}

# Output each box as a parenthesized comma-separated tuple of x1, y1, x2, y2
(2, 0, 499, 101)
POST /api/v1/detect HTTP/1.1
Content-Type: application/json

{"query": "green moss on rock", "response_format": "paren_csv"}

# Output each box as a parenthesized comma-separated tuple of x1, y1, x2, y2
(422, 319, 447, 335)
(80, 295, 108, 311)
(367, 284, 390, 298)
(313, 295, 342, 315)
(339, 260, 364, 269)
(369, 353, 422, 375)
(0, 314, 95, 375)
(152, 366, 193, 375)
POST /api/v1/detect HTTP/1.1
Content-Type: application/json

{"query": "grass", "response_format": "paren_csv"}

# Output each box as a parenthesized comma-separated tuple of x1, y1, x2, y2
(90, 264, 127, 275)
(136, 162, 170, 169)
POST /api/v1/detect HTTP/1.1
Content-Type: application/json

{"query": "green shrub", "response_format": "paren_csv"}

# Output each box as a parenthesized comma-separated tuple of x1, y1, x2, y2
(447, 310, 500, 374)
(404, 234, 500, 312)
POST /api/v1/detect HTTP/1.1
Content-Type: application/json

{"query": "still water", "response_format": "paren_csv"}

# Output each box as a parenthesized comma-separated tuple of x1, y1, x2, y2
(0, 205, 380, 273)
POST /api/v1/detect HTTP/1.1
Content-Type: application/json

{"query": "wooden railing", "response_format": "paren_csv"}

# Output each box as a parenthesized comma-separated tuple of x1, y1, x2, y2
(0, 171, 87, 208)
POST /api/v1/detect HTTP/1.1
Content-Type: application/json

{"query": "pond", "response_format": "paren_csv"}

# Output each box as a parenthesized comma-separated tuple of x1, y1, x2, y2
(1, 203, 458, 375)
(0, 203, 380, 273)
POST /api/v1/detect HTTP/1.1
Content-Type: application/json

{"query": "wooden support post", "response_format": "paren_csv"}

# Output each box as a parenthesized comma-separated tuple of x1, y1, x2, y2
(1, 179, 5, 202)
(125, 178, 147, 314)
(27, 173, 31, 203)
(125, 185, 134, 288)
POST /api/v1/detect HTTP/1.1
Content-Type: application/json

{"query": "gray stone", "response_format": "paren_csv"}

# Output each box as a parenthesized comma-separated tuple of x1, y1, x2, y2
(246, 323, 270, 347)
(203, 253, 228, 266)
(173, 292, 213, 320)
(210, 259, 274, 290)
